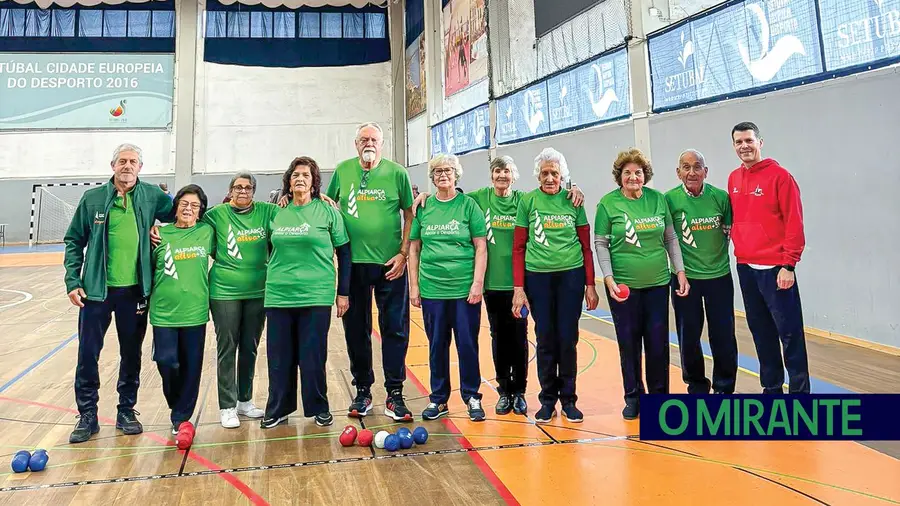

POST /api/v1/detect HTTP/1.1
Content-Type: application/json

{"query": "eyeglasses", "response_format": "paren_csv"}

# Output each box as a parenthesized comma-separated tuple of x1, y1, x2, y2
(178, 201, 201, 210)
(433, 167, 454, 177)
(231, 185, 254, 193)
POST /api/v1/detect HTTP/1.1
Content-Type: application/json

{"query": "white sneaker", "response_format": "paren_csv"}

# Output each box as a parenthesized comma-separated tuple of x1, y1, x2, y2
(220, 408, 240, 429)
(237, 401, 265, 419)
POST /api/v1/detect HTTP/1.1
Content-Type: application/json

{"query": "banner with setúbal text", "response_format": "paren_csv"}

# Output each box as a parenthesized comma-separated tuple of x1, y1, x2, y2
(0, 53, 175, 130)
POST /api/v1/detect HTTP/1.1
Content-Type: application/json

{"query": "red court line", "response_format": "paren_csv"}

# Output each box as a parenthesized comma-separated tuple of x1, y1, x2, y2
(0, 396, 269, 506)
(373, 330, 520, 506)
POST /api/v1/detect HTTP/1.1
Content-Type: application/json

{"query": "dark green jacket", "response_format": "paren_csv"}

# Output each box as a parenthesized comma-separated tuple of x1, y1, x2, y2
(64, 178, 174, 302)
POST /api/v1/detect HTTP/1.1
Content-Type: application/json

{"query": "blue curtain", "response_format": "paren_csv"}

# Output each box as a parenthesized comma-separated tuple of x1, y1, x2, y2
(127, 11, 150, 37)
(250, 11, 272, 38)
(227, 11, 249, 37)
(404, 0, 423, 45)
(206, 11, 226, 38)
(273, 12, 293, 38)
(299, 12, 319, 38)
(51, 10, 75, 37)
(365, 12, 384, 39)
(25, 9, 51, 36)
(322, 12, 341, 38)
(78, 10, 102, 37)
(103, 10, 126, 37)
(9, 9, 26, 36)
(152, 11, 174, 38)
(343, 12, 362, 38)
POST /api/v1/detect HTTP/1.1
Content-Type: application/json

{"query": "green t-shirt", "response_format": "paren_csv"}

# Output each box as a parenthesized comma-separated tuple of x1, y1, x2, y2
(468, 187, 522, 292)
(107, 191, 139, 287)
(594, 187, 673, 289)
(665, 184, 732, 280)
(410, 193, 487, 299)
(326, 157, 414, 264)
(202, 202, 281, 300)
(514, 188, 588, 273)
(149, 223, 216, 327)
(264, 199, 349, 308)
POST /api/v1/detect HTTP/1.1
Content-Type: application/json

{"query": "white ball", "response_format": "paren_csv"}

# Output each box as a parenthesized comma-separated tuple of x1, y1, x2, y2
(374, 430, 390, 449)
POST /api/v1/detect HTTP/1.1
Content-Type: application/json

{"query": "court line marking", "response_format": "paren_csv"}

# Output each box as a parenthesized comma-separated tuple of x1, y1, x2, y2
(0, 289, 32, 311)
(0, 332, 77, 395)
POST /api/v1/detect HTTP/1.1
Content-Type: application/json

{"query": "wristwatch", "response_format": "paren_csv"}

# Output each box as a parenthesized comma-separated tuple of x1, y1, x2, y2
(780, 265, 795, 272)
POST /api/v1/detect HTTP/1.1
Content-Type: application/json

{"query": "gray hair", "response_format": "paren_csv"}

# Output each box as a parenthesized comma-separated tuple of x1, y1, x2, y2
(356, 122, 384, 140)
(229, 171, 257, 191)
(428, 153, 463, 180)
(489, 155, 520, 183)
(678, 149, 707, 167)
(533, 147, 570, 179)
(111, 143, 142, 165)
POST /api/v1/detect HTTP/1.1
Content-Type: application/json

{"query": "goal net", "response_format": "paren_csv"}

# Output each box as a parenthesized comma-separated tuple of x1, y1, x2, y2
(31, 183, 103, 246)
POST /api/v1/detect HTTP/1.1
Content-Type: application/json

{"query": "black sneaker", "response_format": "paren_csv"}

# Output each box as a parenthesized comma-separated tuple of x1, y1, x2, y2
(260, 415, 288, 429)
(315, 412, 334, 427)
(561, 403, 583, 423)
(534, 404, 555, 424)
(348, 388, 373, 418)
(622, 400, 640, 420)
(495, 395, 513, 415)
(468, 398, 486, 422)
(512, 394, 528, 415)
(116, 409, 144, 435)
(422, 402, 449, 420)
(384, 389, 413, 422)
(69, 411, 99, 444)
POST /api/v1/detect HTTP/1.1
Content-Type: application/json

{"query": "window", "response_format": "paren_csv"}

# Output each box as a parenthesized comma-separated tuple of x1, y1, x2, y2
(204, 7, 387, 40)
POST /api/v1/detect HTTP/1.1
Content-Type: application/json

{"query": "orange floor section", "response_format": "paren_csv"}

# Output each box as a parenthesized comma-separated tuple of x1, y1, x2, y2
(404, 306, 900, 505)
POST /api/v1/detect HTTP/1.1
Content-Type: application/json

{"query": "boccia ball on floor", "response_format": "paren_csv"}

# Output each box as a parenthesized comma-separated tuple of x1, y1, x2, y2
(374, 430, 390, 449)
(28, 449, 48, 472)
(357, 429, 374, 447)
(396, 428, 414, 449)
(384, 434, 400, 452)
(339, 425, 358, 447)
(413, 427, 429, 444)
(176, 421, 195, 450)
(10, 450, 30, 473)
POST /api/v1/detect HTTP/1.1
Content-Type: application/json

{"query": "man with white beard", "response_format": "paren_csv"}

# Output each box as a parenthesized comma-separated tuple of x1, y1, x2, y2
(326, 122, 416, 422)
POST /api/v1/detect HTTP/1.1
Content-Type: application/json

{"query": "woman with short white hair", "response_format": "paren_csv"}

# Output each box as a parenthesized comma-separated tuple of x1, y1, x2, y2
(408, 153, 488, 422)
(512, 147, 599, 424)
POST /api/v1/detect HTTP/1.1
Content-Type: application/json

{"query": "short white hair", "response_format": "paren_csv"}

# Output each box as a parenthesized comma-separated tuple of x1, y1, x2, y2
(490, 156, 520, 183)
(533, 147, 569, 179)
(428, 153, 463, 180)
(111, 143, 142, 165)
(678, 148, 707, 167)
(356, 122, 384, 140)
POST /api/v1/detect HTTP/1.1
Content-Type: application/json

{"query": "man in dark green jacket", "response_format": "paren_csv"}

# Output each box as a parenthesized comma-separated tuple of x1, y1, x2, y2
(63, 143, 174, 443)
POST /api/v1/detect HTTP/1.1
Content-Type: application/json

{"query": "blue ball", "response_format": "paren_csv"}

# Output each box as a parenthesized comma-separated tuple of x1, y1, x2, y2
(11, 450, 30, 473)
(413, 426, 428, 444)
(396, 427, 411, 438)
(397, 431, 414, 449)
(384, 434, 400, 452)
(520, 306, 529, 319)
(29, 449, 48, 472)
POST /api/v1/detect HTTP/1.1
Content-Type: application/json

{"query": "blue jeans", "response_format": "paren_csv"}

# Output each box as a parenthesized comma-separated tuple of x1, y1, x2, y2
(341, 263, 410, 392)
(265, 307, 332, 419)
(421, 298, 483, 404)
(671, 273, 738, 394)
(606, 284, 670, 402)
(75, 285, 148, 415)
(524, 266, 585, 407)
(152, 324, 206, 425)
(736, 264, 810, 393)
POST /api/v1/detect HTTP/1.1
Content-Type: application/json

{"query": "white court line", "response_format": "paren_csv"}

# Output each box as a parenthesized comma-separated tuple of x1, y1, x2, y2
(0, 289, 33, 311)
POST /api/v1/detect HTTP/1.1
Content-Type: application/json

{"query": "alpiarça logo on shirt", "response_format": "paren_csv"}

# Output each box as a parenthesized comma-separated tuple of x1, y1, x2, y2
(347, 184, 387, 219)
(541, 214, 575, 229)
(235, 226, 266, 242)
(634, 216, 665, 230)
(424, 219, 461, 236)
(174, 246, 208, 260)
(274, 224, 311, 236)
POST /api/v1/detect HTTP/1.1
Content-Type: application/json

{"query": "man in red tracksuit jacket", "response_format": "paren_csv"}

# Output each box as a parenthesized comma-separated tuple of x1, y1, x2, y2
(727, 122, 809, 394)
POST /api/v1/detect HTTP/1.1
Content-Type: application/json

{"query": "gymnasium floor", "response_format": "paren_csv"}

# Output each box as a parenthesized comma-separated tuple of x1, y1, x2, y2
(1, 249, 899, 505)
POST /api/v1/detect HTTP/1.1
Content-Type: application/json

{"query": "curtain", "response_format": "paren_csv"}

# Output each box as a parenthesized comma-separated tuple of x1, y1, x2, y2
(250, 11, 272, 38)
(103, 10, 126, 36)
(273, 11, 293, 38)
(51, 9, 75, 36)
(77, 10, 101, 36)
(298, 11, 318, 37)
(226, 11, 249, 37)
(152, 10, 174, 37)
(206, 11, 226, 38)
(25, 9, 51, 36)
(342, 12, 361, 38)
(127, 10, 150, 37)
(321, 11, 340, 38)
(364, 12, 383, 38)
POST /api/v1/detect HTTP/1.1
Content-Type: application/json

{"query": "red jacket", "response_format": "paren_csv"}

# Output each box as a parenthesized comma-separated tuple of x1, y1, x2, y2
(727, 158, 805, 266)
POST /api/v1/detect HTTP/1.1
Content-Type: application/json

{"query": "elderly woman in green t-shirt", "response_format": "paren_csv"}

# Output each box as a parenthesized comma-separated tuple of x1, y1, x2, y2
(593, 148, 688, 421)
(408, 153, 488, 423)
(149, 184, 216, 437)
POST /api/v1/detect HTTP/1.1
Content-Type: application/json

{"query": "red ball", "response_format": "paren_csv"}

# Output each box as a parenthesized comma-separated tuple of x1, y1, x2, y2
(617, 283, 630, 300)
(357, 429, 374, 447)
(339, 425, 358, 447)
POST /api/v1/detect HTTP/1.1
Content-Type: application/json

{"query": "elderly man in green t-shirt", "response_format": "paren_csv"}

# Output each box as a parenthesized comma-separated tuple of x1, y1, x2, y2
(63, 143, 174, 444)
(326, 122, 416, 422)
(665, 149, 738, 395)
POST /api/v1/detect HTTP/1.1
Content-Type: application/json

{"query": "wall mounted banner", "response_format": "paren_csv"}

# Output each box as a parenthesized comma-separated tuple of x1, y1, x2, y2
(818, 0, 900, 72)
(495, 47, 630, 144)
(648, 0, 823, 111)
(430, 103, 489, 155)
(0, 53, 175, 130)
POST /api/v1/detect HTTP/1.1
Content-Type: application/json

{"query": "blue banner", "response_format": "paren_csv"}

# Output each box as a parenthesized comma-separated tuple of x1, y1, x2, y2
(495, 47, 631, 145)
(0, 52, 174, 130)
(430, 103, 489, 156)
(819, 0, 900, 71)
(639, 394, 900, 441)
(649, 0, 823, 111)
